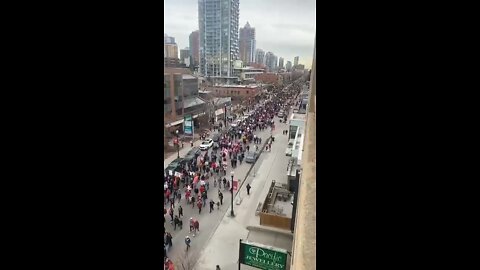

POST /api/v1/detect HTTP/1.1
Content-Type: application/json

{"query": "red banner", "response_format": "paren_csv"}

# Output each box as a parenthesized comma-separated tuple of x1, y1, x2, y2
(233, 180, 238, 191)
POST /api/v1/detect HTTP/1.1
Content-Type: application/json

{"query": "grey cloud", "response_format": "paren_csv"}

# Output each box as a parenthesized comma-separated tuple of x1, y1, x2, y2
(165, 0, 316, 67)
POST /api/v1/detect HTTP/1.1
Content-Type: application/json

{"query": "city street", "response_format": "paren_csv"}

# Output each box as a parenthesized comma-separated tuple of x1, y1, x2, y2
(164, 119, 285, 267)
(193, 114, 294, 269)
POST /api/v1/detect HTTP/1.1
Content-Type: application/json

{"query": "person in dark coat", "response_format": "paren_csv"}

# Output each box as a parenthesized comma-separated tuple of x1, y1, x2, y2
(178, 205, 183, 217)
(218, 191, 224, 205)
(166, 232, 173, 248)
(209, 200, 215, 213)
(169, 207, 174, 222)
(246, 183, 251, 195)
(173, 215, 179, 230)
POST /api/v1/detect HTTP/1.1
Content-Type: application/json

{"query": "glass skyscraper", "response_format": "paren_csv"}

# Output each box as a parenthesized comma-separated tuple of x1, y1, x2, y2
(199, 0, 240, 84)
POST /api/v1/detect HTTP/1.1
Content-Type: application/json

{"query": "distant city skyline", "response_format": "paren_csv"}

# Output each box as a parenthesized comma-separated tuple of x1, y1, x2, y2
(164, 0, 316, 69)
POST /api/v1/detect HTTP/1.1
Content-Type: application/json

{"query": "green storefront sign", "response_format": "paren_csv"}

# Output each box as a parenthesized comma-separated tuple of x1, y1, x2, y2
(239, 240, 288, 270)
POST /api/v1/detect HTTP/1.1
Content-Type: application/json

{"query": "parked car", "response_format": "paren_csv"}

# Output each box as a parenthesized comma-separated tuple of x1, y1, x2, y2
(186, 147, 201, 158)
(245, 151, 258, 163)
(182, 155, 195, 166)
(183, 149, 199, 164)
(199, 139, 214, 150)
(165, 158, 185, 176)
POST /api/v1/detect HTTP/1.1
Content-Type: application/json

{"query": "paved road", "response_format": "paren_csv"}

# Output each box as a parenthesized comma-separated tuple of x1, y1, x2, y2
(193, 113, 293, 269)
(164, 121, 284, 266)
(164, 80, 303, 267)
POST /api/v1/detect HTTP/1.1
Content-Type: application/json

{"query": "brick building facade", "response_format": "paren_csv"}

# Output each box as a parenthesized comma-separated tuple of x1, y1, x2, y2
(205, 85, 261, 98)
(254, 73, 282, 86)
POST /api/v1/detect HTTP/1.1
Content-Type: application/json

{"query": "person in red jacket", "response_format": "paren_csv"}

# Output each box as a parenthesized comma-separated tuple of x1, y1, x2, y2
(197, 199, 202, 214)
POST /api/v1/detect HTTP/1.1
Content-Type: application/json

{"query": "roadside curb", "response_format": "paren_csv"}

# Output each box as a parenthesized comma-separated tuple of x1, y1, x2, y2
(236, 133, 271, 196)
(246, 225, 293, 238)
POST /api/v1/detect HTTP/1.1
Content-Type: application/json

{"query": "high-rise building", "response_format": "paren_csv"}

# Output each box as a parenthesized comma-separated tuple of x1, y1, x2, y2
(164, 44, 178, 58)
(199, 0, 240, 84)
(286, 61, 292, 71)
(255, 49, 265, 65)
(265, 52, 278, 72)
(164, 33, 179, 67)
(239, 22, 256, 65)
(294, 56, 299, 67)
(189, 30, 200, 68)
(180, 48, 190, 65)
(164, 34, 176, 44)
(279, 57, 284, 69)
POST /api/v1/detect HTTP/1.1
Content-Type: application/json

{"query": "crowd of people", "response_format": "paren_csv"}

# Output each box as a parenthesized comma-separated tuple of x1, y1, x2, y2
(163, 79, 306, 269)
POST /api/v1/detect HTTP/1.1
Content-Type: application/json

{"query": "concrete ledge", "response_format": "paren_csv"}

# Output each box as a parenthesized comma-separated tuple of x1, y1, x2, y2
(247, 225, 294, 239)
(237, 134, 270, 195)
(291, 42, 316, 270)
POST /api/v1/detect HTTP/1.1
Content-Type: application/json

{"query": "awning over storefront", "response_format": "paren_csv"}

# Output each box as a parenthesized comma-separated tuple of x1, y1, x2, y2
(165, 112, 206, 128)
(183, 97, 206, 108)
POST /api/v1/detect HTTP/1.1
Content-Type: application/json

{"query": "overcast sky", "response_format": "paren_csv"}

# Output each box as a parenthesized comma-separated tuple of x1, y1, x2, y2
(164, 0, 316, 69)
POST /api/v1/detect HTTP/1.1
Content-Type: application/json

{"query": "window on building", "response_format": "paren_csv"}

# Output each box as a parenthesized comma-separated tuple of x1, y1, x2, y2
(176, 107, 183, 116)
(289, 126, 298, 140)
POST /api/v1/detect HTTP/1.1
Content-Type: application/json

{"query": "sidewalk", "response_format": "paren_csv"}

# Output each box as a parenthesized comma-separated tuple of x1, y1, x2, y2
(194, 116, 295, 270)
(164, 134, 202, 169)
(165, 124, 279, 267)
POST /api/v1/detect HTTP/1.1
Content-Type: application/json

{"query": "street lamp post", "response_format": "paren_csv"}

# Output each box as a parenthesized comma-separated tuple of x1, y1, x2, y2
(230, 171, 235, 217)
(224, 104, 227, 129)
(175, 130, 180, 159)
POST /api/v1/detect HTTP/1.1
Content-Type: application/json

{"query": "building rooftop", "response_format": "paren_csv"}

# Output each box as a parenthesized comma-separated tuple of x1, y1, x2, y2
(164, 68, 192, 75)
(212, 84, 259, 88)
(233, 66, 265, 71)
(212, 97, 232, 105)
(265, 185, 293, 218)
(290, 113, 307, 121)
(183, 97, 205, 109)
(182, 74, 196, 79)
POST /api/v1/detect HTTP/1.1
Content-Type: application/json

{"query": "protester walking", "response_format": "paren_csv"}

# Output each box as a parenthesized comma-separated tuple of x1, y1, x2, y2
(218, 191, 224, 205)
(178, 205, 183, 217)
(209, 200, 215, 213)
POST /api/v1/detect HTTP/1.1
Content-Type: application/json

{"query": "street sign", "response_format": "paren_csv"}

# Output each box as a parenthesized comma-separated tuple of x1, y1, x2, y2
(239, 240, 288, 270)
(184, 114, 194, 136)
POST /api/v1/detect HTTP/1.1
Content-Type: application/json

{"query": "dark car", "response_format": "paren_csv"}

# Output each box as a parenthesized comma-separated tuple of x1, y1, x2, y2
(165, 158, 185, 175)
(245, 151, 258, 163)
(165, 164, 182, 176)
(183, 154, 196, 165)
(186, 147, 201, 158)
